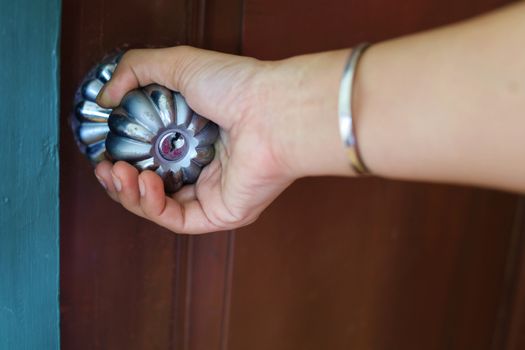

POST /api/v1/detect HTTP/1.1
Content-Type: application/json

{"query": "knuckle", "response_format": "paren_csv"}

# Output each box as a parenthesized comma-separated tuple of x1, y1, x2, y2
(114, 49, 147, 78)
(140, 196, 165, 220)
(112, 160, 125, 172)
(141, 204, 158, 219)
(120, 49, 141, 63)
(119, 192, 140, 212)
(172, 45, 192, 55)
(108, 192, 120, 203)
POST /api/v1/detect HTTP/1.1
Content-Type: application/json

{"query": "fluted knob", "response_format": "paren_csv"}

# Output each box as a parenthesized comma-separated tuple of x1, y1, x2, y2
(71, 54, 218, 193)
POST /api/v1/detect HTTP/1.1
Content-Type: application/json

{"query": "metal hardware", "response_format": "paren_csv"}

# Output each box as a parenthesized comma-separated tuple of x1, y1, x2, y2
(71, 54, 219, 193)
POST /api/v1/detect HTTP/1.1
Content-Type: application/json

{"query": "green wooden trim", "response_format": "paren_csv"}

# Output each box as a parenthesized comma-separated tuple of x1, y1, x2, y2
(0, 0, 61, 348)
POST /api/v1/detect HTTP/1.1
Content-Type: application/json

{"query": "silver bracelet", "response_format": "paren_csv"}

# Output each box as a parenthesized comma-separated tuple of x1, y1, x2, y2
(338, 43, 371, 175)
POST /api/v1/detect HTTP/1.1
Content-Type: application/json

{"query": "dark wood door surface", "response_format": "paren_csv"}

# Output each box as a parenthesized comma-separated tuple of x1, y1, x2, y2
(60, 0, 525, 349)
(229, 1, 525, 349)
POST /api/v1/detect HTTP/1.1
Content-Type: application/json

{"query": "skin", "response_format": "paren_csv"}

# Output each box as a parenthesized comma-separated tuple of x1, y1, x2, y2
(95, 2, 525, 234)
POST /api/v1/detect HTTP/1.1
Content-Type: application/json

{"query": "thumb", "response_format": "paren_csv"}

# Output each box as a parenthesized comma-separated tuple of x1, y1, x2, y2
(96, 46, 206, 107)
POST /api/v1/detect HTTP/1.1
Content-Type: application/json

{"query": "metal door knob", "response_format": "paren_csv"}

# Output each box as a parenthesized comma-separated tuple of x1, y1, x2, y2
(71, 54, 219, 193)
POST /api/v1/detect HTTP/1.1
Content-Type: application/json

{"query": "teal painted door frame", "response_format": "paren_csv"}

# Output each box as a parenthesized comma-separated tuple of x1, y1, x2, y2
(0, 0, 61, 348)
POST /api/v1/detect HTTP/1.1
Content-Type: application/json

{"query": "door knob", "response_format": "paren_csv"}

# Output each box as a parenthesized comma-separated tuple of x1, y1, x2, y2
(71, 54, 219, 193)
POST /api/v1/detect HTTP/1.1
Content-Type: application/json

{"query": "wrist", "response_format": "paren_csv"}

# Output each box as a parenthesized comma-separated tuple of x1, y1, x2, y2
(259, 50, 358, 180)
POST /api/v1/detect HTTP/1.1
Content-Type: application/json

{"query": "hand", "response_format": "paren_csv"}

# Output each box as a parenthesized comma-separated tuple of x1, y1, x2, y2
(94, 46, 353, 234)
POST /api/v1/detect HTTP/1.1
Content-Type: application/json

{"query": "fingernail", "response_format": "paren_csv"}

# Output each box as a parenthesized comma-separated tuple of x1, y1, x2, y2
(138, 178, 146, 197)
(96, 85, 111, 106)
(95, 172, 107, 190)
(111, 172, 122, 192)
(96, 85, 106, 102)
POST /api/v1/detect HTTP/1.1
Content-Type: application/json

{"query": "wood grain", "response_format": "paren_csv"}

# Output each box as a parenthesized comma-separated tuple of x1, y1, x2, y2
(60, 0, 242, 348)
(171, 2, 244, 349)
(230, 179, 520, 350)
(0, 0, 60, 348)
(60, 1, 188, 348)
(497, 198, 525, 350)
(60, 0, 525, 349)
(227, 1, 523, 349)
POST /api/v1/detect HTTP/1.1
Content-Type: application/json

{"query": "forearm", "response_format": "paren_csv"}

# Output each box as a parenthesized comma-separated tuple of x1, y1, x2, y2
(91, 3, 525, 232)
(358, 2, 525, 192)
(269, 2, 525, 192)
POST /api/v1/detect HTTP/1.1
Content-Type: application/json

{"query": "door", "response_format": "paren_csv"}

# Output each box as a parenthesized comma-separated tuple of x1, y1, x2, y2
(60, 0, 240, 349)
(60, 0, 525, 349)
(229, 0, 525, 349)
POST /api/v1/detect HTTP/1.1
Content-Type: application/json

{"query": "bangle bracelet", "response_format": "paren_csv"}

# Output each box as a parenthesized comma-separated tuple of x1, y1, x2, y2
(338, 43, 370, 175)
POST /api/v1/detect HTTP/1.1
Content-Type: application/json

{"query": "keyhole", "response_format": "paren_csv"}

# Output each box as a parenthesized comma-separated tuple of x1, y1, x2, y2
(170, 133, 184, 152)
(158, 131, 187, 161)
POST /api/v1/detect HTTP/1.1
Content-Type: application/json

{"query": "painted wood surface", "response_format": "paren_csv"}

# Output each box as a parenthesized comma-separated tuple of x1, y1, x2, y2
(0, 0, 60, 349)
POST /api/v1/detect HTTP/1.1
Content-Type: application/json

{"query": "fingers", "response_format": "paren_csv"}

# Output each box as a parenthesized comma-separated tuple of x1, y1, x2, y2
(95, 161, 146, 218)
(138, 171, 222, 234)
(94, 161, 119, 202)
(111, 162, 146, 218)
(94, 162, 222, 234)
(172, 184, 197, 204)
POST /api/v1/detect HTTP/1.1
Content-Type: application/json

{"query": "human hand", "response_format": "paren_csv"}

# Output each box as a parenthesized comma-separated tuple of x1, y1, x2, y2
(94, 46, 353, 234)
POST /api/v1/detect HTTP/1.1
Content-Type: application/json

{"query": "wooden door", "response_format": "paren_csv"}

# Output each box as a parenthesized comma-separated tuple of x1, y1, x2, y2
(60, 0, 525, 349)
(60, 0, 241, 349)
(228, 1, 525, 349)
